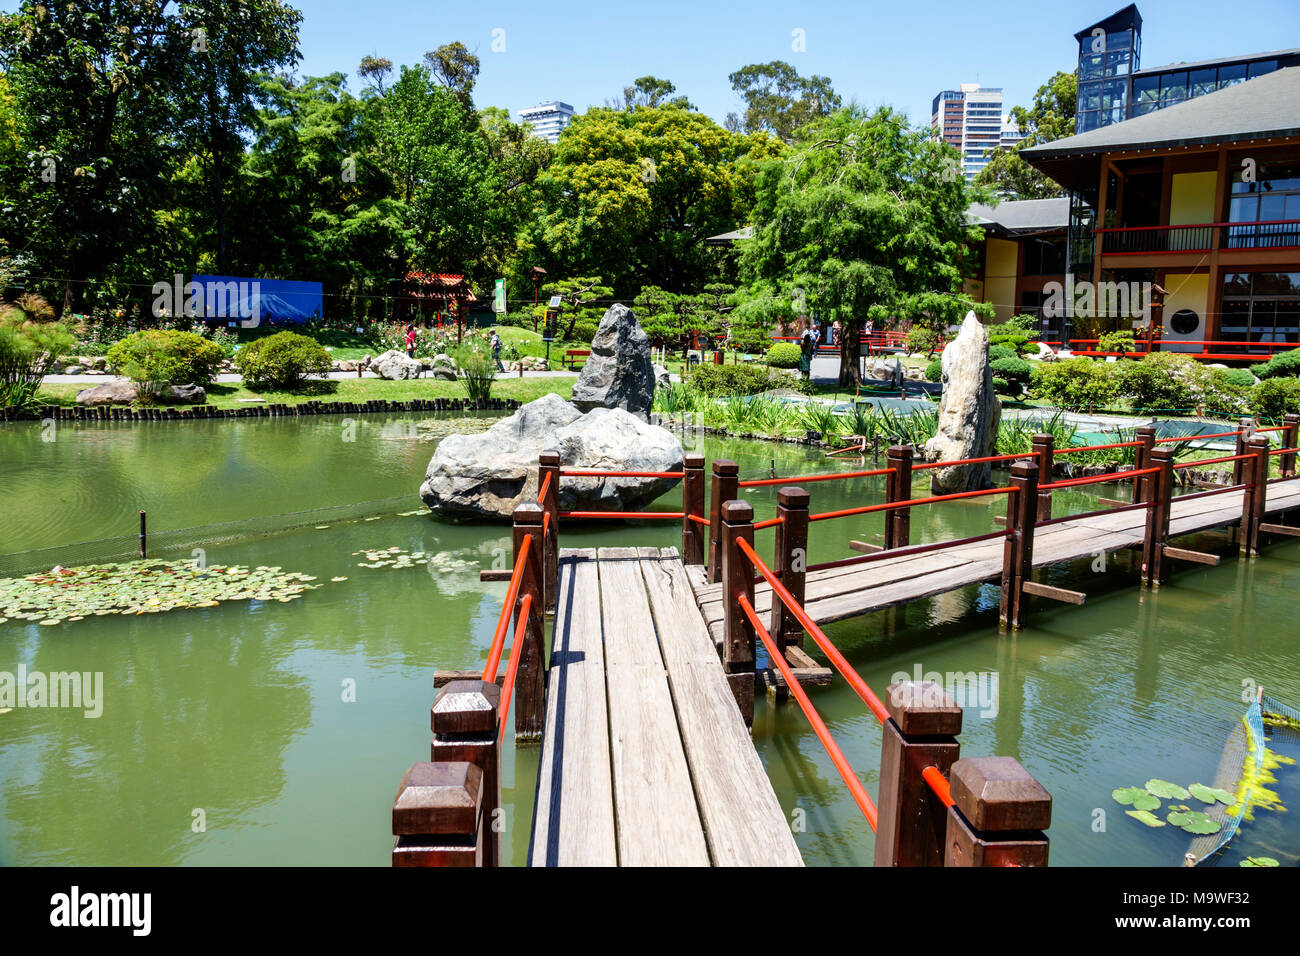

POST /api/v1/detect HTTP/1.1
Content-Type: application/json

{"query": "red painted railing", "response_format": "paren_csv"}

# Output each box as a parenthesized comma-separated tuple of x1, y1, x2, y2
(1097, 218, 1300, 255)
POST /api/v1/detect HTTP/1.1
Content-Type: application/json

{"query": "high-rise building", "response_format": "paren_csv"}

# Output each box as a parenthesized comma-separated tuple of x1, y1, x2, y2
(930, 84, 1011, 181)
(517, 101, 576, 145)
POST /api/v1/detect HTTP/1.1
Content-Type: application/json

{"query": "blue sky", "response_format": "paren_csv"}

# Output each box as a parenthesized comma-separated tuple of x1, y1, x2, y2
(288, 0, 1300, 125)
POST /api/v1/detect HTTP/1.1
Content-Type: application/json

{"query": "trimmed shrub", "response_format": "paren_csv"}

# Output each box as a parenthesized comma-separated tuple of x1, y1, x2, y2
(765, 342, 802, 368)
(1031, 357, 1119, 412)
(234, 330, 333, 390)
(1098, 330, 1136, 355)
(990, 357, 1034, 392)
(688, 362, 780, 396)
(1221, 367, 1256, 388)
(989, 343, 1017, 362)
(1251, 377, 1300, 421)
(992, 376, 1013, 395)
(987, 329, 1034, 356)
(1250, 349, 1300, 380)
(925, 358, 943, 382)
(904, 326, 940, 355)
(107, 330, 224, 394)
(1117, 353, 1205, 412)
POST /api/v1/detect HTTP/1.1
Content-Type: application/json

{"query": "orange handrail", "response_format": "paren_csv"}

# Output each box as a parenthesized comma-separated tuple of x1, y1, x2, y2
(559, 511, 684, 519)
(687, 513, 711, 526)
(921, 765, 955, 808)
(738, 592, 879, 832)
(808, 485, 1015, 523)
(537, 472, 551, 504)
(497, 593, 532, 744)
(560, 469, 684, 478)
(735, 536, 891, 725)
(913, 453, 1030, 472)
(1039, 466, 1160, 490)
(752, 517, 784, 531)
(483, 533, 532, 683)
(738, 467, 893, 488)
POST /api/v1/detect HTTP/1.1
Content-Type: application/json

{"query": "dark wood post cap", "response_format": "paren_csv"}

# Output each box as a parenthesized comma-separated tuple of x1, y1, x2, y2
(1031, 433, 1054, 447)
(513, 501, 544, 525)
(1150, 445, 1175, 461)
(1136, 425, 1156, 436)
(777, 486, 810, 508)
(431, 679, 501, 735)
(1010, 459, 1038, 479)
(721, 499, 753, 523)
(1247, 435, 1270, 449)
(885, 680, 962, 735)
(393, 761, 483, 835)
(887, 444, 913, 459)
(949, 756, 1052, 831)
(684, 452, 705, 468)
(539, 449, 561, 466)
(712, 458, 739, 477)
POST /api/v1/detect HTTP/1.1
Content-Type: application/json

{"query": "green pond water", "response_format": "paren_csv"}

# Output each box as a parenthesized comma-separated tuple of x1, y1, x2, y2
(1, 412, 1298, 867)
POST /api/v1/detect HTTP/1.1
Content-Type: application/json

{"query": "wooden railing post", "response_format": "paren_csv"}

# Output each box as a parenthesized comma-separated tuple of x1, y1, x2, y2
(1000, 460, 1038, 629)
(538, 450, 560, 613)
(1232, 417, 1256, 486)
(1134, 425, 1156, 502)
(1144, 447, 1175, 587)
(392, 761, 486, 867)
(1031, 433, 1054, 521)
(770, 486, 810, 653)
(875, 681, 961, 867)
(511, 503, 546, 738)
(707, 459, 739, 582)
(1242, 436, 1271, 555)
(719, 499, 756, 724)
(430, 680, 502, 866)
(681, 453, 706, 566)
(1282, 413, 1300, 478)
(885, 444, 913, 549)
(943, 757, 1052, 867)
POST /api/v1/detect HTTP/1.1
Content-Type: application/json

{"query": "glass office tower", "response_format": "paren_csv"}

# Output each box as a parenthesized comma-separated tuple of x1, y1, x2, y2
(1075, 4, 1142, 134)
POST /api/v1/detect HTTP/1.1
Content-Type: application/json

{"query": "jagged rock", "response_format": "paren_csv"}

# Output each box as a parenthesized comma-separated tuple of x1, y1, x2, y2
(166, 383, 206, 405)
(570, 304, 655, 419)
(868, 356, 904, 386)
(653, 364, 671, 388)
(923, 312, 1001, 493)
(372, 349, 422, 380)
(420, 393, 683, 520)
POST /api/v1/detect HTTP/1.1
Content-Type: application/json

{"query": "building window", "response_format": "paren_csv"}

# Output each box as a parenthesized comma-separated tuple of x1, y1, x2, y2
(1221, 272, 1300, 351)
(1160, 72, 1188, 106)
(1023, 237, 1068, 276)
(1190, 68, 1218, 97)
(1228, 157, 1300, 248)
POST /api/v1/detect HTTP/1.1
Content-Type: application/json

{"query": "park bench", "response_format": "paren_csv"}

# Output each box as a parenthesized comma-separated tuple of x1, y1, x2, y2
(563, 349, 590, 369)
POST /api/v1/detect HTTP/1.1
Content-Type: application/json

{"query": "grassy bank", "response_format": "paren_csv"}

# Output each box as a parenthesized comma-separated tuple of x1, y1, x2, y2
(37, 374, 575, 411)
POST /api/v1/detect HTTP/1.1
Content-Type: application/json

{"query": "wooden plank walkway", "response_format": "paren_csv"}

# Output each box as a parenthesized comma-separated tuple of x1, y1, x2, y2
(692, 478, 1300, 642)
(529, 546, 803, 867)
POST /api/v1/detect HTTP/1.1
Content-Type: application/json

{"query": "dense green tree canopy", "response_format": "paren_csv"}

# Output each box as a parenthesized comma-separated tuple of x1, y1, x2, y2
(525, 104, 781, 297)
(738, 106, 992, 384)
(726, 61, 841, 141)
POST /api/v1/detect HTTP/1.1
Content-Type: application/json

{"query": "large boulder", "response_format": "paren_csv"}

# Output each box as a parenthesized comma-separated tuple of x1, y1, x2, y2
(868, 356, 904, 386)
(570, 304, 654, 419)
(372, 349, 422, 380)
(923, 312, 1001, 493)
(420, 392, 683, 519)
(75, 381, 207, 406)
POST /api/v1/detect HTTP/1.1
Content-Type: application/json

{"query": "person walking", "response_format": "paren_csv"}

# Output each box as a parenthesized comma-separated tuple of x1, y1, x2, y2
(404, 323, 417, 359)
(799, 321, 816, 380)
(490, 329, 504, 372)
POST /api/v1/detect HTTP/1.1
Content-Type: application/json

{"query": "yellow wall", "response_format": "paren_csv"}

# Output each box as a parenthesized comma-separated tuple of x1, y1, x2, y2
(1161, 272, 1210, 351)
(983, 238, 1019, 323)
(1169, 171, 1217, 226)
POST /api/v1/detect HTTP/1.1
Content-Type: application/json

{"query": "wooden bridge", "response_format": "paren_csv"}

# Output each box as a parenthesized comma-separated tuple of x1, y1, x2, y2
(390, 415, 1300, 868)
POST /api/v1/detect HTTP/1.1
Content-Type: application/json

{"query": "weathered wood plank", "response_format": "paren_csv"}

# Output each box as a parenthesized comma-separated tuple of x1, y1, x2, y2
(637, 548, 803, 867)
(529, 549, 617, 867)
(598, 547, 711, 866)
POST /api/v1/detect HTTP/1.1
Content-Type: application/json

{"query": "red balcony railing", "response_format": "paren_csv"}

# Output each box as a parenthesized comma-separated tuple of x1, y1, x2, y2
(1098, 219, 1300, 255)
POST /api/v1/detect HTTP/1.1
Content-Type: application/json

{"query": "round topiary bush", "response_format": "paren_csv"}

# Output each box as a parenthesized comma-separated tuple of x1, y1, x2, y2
(1251, 377, 1300, 421)
(765, 342, 802, 368)
(106, 329, 224, 394)
(990, 356, 1034, 393)
(925, 359, 943, 382)
(234, 330, 333, 390)
(1221, 367, 1256, 388)
(989, 343, 1017, 363)
(1249, 349, 1300, 380)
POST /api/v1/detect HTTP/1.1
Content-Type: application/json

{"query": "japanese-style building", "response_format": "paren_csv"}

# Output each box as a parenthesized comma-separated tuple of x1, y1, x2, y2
(966, 197, 1069, 328)
(1021, 65, 1300, 358)
(392, 272, 477, 325)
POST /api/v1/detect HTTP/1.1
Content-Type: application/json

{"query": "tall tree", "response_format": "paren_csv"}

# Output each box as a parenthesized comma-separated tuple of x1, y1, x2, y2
(526, 104, 781, 296)
(618, 75, 693, 111)
(357, 55, 393, 94)
(739, 106, 992, 386)
(727, 61, 840, 141)
(176, 0, 302, 275)
(424, 41, 479, 115)
(974, 71, 1076, 200)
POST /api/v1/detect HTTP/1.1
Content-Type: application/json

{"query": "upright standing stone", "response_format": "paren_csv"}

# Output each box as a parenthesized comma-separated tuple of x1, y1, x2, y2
(923, 312, 1001, 493)
(571, 304, 655, 419)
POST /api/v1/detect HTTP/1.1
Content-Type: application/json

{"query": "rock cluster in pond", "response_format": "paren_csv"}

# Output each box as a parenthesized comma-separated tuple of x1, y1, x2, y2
(76, 382, 206, 406)
(420, 393, 683, 519)
(372, 349, 423, 380)
(570, 303, 655, 419)
(922, 312, 1001, 493)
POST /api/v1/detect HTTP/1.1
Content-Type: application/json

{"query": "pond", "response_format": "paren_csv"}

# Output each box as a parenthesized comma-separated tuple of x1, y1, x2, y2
(1, 413, 1297, 866)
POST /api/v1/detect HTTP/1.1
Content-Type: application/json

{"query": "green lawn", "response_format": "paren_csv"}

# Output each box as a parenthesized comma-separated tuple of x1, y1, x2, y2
(37, 374, 575, 411)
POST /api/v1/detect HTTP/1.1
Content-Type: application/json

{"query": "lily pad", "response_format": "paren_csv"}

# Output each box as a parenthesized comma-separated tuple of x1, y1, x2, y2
(1188, 783, 1234, 805)
(1126, 809, 1166, 827)
(1145, 779, 1190, 800)
(1240, 856, 1280, 867)
(1112, 787, 1161, 810)
(1167, 809, 1221, 834)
